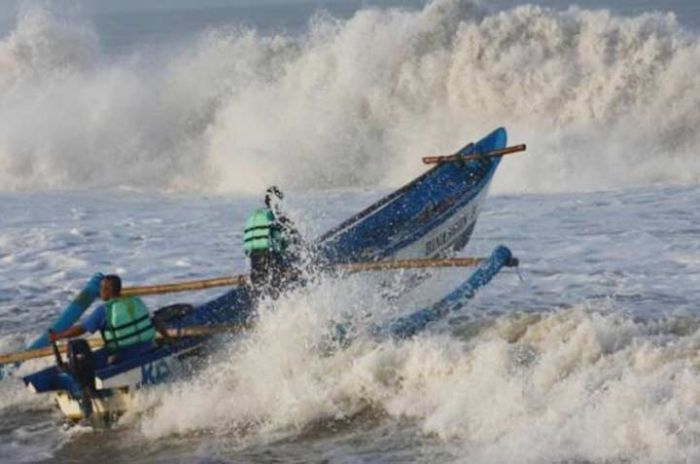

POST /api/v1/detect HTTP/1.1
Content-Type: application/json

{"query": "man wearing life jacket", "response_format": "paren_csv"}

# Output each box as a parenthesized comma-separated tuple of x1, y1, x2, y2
(244, 186, 303, 293)
(48, 275, 170, 362)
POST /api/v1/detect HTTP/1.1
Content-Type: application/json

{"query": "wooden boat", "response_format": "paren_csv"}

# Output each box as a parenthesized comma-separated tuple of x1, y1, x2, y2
(21, 127, 513, 423)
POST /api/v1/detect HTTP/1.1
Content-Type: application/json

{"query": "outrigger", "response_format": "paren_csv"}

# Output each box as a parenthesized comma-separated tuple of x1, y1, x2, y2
(1, 127, 526, 424)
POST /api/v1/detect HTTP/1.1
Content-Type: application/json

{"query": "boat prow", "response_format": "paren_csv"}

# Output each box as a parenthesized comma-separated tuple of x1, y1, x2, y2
(319, 127, 507, 261)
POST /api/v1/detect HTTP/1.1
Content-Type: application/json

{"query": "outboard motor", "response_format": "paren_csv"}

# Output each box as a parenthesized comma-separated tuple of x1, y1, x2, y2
(67, 339, 96, 391)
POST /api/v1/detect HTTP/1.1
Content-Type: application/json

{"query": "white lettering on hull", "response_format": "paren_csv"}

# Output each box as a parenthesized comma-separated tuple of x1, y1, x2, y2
(395, 182, 492, 259)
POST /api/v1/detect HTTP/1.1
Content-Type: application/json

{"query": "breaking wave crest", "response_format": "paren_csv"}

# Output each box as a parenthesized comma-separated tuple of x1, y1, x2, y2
(139, 290, 700, 463)
(0, 0, 699, 193)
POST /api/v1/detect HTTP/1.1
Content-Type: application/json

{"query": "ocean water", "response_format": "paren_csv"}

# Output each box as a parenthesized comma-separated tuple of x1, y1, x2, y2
(1, 0, 700, 462)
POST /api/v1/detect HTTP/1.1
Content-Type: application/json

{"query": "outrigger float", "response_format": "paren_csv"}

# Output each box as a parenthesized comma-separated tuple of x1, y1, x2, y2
(3, 127, 526, 424)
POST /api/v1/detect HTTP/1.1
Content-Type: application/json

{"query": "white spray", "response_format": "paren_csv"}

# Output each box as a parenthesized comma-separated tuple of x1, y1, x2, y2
(138, 290, 700, 463)
(0, 0, 698, 193)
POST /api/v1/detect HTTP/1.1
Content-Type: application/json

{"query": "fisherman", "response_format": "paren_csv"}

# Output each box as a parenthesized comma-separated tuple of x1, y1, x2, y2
(243, 186, 303, 295)
(48, 274, 171, 363)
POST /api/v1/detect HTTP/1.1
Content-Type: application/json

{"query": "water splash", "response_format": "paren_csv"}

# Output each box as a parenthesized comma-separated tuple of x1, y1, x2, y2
(0, 1, 698, 193)
(141, 302, 700, 463)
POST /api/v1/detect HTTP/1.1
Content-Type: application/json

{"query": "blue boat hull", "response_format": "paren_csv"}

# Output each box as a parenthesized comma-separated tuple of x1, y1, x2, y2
(319, 127, 506, 261)
(23, 127, 509, 421)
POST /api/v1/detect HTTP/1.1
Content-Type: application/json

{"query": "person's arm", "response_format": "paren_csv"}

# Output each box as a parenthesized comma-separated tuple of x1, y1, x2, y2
(51, 305, 105, 344)
(48, 325, 86, 343)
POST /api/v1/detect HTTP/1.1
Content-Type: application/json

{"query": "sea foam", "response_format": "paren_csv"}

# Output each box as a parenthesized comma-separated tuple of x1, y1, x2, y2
(140, 292, 700, 463)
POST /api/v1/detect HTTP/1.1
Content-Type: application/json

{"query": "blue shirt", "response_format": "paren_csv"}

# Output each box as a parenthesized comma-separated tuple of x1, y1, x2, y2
(80, 304, 107, 333)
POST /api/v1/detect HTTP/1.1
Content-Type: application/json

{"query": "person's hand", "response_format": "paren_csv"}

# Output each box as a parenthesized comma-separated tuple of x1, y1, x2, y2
(47, 329, 57, 344)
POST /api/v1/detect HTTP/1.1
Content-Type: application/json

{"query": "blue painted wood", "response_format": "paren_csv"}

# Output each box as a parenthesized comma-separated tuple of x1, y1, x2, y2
(319, 127, 506, 262)
(23, 128, 510, 395)
(375, 245, 512, 339)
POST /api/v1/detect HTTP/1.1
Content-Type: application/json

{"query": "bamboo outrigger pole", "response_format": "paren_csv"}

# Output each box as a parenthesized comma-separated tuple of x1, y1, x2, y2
(338, 256, 486, 272)
(422, 144, 527, 164)
(122, 276, 248, 297)
(120, 256, 519, 297)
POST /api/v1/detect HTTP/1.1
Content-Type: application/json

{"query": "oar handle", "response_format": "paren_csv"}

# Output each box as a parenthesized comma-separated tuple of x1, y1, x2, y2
(422, 144, 526, 164)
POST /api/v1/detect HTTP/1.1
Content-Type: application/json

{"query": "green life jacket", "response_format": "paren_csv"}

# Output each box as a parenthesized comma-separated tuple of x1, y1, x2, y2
(102, 296, 156, 353)
(243, 208, 285, 255)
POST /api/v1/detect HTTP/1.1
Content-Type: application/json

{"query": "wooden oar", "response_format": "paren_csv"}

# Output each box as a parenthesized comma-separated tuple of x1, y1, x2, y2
(120, 256, 514, 297)
(122, 276, 248, 297)
(0, 324, 250, 366)
(422, 144, 527, 164)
